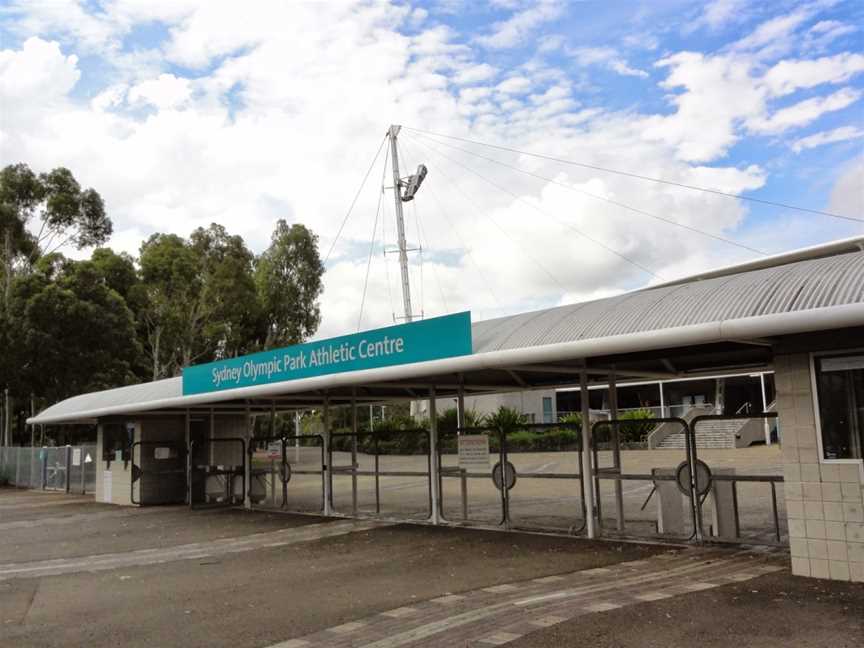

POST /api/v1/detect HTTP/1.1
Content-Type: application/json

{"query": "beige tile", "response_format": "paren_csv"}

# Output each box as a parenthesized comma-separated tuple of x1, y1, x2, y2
(829, 561, 851, 581)
(820, 463, 840, 483)
(802, 482, 823, 501)
(847, 541, 864, 563)
(821, 482, 842, 502)
(785, 481, 803, 501)
(790, 538, 809, 558)
(807, 539, 828, 559)
(843, 503, 864, 523)
(791, 556, 811, 577)
(800, 463, 821, 483)
(784, 464, 801, 483)
(841, 482, 863, 502)
(787, 500, 805, 519)
(804, 501, 824, 520)
(799, 447, 819, 464)
(850, 561, 864, 583)
(783, 446, 800, 463)
(838, 464, 861, 483)
(789, 518, 807, 538)
(827, 540, 848, 562)
(826, 521, 847, 541)
(823, 501, 844, 521)
(806, 519, 826, 539)
(810, 558, 830, 579)
(846, 523, 864, 543)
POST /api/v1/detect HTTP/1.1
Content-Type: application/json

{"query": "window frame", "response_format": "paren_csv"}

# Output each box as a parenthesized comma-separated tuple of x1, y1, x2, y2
(809, 349, 864, 475)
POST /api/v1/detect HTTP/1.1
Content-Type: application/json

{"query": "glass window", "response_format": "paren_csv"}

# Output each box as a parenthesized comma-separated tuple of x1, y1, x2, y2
(815, 354, 864, 460)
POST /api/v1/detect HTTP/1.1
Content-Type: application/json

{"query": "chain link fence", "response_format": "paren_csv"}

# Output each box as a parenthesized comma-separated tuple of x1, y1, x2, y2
(0, 445, 96, 494)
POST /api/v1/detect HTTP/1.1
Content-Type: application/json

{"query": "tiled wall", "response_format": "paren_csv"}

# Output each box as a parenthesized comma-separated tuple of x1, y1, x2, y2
(775, 353, 864, 582)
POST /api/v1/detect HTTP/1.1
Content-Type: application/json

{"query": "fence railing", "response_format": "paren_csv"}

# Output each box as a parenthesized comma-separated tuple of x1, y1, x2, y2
(0, 445, 97, 494)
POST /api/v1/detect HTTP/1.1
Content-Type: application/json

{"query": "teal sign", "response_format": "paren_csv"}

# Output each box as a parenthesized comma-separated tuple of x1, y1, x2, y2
(182, 312, 472, 395)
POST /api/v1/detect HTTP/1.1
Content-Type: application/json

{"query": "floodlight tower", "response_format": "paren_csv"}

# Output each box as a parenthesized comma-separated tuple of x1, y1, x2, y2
(387, 125, 427, 323)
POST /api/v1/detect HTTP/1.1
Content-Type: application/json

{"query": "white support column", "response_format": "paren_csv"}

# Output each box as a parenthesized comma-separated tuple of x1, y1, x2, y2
(609, 371, 624, 531)
(429, 386, 441, 524)
(244, 404, 252, 509)
(658, 381, 665, 418)
(760, 373, 771, 445)
(456, 376, 465, 432)
(323, 396, 332, 516)
(580, 371, 597, 539)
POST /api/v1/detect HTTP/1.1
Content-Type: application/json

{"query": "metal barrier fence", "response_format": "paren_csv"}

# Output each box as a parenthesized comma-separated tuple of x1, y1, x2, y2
(0, 445, 97, 494)
(328, 428, 432, 521)
(249, 434, 325, 513)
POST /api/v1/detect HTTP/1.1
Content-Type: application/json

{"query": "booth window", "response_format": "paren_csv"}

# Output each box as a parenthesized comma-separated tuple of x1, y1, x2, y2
(815, 354, 864, 460)
(102, 423, 134, 462)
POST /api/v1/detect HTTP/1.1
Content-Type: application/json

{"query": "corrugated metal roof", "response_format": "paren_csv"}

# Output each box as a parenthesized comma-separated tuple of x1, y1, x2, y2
(473, 250, 864, 352)
(29, 245, 864, 423)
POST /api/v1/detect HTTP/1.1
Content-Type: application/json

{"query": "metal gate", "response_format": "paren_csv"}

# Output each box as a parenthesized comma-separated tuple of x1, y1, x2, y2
(249, 434, 325, 512)
(188, 437, 246, 508)
(328, 428, 432, 520)
(130, 440, 187, 505)
(689, 413, 783, 545)
(592, 413, 784, 546)
(438, 424, 586, 533)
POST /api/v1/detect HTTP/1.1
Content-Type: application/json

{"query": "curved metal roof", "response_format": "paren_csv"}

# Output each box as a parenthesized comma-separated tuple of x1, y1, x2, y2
(29, 243, 864, 424)
(472, 249, 864, 352)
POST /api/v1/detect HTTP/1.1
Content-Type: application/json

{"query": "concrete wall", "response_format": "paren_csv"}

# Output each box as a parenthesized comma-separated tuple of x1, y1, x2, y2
(775, 353, 864, 582)
(95, 422, 137, 506)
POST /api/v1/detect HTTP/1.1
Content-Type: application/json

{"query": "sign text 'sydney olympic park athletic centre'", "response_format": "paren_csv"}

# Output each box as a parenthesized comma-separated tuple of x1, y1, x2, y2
(182, 312, 473, 395)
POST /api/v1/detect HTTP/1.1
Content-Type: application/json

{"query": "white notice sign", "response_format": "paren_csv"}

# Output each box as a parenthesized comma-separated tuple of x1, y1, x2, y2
(458, 435, 490, 471)
(154, 447, 174, 460)
(72, 448, 82, 466)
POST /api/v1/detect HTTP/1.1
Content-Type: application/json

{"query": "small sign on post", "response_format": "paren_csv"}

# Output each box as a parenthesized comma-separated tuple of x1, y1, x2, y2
(72, 448, 82, 467)
(266, 441, 282, 460)
(458, 435, 490, 472)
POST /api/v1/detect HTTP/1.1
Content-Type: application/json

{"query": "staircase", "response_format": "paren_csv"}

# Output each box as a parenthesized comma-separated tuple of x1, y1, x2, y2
(657, 419, 747, 449)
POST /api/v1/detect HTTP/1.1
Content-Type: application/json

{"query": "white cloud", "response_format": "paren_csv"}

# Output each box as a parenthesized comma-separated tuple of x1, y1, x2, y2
(476, 0, 563, 49)
(569, 46, 648, 78)
(749, 87, 862, 134)
(0, 2, 861, 341)
(805, 20, 857, 51)
(764, 53, 864, 96)
(792, 126, 864, 153)
(691, 0, 751, 31)
(128, 74, 193, 109)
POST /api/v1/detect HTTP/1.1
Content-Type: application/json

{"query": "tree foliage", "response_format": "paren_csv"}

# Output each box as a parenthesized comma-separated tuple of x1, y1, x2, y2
(255, 220, 324, 348)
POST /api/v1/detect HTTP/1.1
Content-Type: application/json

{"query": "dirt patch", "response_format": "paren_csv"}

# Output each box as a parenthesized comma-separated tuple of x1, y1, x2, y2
(513, 570, 864, 648)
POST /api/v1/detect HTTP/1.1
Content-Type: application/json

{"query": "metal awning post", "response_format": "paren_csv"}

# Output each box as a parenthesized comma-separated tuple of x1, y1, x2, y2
(351, 389, 358, 516)
(244, 403, 252, 509)
(323, 395, 332, 516)
(760, 373, 771, 445)
(429, 386, 441, 524)
(580, 370, 597, 539)
(658, 381, 665, 418)
(609, 371, 624, 531)
(456, 374, 465, 433)
(185, 409, 191, 508)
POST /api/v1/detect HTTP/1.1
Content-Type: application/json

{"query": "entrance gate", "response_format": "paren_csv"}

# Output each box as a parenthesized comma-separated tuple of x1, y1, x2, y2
(130, 440, 187, 505)
(437, 424, 587, 534)
(592, 413, 784, 546)
(328, 429, 432, 521)
(249, 434, 325, 513)
(188, 437, 246, 508)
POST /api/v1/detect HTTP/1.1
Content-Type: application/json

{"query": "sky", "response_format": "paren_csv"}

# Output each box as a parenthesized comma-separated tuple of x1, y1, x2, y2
(1, 0, 862, 339)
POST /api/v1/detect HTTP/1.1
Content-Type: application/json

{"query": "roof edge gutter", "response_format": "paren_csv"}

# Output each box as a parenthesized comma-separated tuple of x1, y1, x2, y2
(28, 303, 864, 425)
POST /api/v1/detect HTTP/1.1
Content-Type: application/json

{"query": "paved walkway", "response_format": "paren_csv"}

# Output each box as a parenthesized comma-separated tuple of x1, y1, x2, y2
(267, 547, 786, 648)
(0, 519, 387, 581)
